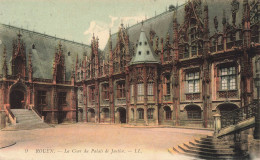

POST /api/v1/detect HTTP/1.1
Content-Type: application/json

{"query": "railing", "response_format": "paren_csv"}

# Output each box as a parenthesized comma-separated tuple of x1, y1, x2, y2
(31, 106, 44, 121)
(226, 42, 234, 50)
(218, 90, 238, 98)
(217, 44, 223, 51)
(234, 40, 243, 47)
(185, 93, 200, 100)
(221, 101, 257, 128)
(210, 46, 216, 53)
(4, 104, 16, 124)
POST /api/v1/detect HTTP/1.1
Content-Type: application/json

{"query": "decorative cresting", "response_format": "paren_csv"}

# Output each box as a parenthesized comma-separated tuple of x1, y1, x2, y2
(220, 101, 257, 128)
(12, 31, 27, 78)
(53, 41, 65, 83)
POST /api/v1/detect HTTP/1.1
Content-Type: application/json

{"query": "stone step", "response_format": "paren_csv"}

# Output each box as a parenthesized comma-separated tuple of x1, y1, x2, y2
(194, 138, 234, 146)
(184, 142, 234, 154)
(189, 140, 233, 149)
(178, 144, 239, 157)
(172, 146, 237, 160)
(6, 109, 50, 130)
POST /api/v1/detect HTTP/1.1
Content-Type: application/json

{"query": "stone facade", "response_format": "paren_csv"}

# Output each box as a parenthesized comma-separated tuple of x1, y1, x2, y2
(75, 0, 259, 127)
(0, 0, 259, 128)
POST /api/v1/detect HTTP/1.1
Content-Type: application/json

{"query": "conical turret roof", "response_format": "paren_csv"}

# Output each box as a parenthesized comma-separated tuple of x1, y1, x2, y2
(130, 27, 160, 65)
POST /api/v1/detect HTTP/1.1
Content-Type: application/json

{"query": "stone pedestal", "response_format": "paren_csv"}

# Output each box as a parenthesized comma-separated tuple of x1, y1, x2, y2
(213, 114, 221, 134)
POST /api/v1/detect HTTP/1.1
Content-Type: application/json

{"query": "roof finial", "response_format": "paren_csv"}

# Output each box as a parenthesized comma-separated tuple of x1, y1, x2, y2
(17, 30, 22, 40)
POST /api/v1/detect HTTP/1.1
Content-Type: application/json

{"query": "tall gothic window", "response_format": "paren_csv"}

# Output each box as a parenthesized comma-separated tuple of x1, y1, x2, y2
(89, 86, 95, 104)
(165, 75, 171, 95)
(117, 82, 125, 98)
(102, 84, 109, 100)
(147, 108, 154, 120)
(147, 83, 154, 101)
(220, 67, 236, 90)
(137, 83, 144, 102)
(186, 72, 199, 93)
(137, 108, 144, 119)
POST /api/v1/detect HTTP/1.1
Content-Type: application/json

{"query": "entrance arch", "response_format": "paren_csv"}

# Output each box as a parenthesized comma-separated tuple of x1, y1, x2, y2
(9, 83, 27, 109)
(217, 103, 239, 115)
(118, 107, 126, 123)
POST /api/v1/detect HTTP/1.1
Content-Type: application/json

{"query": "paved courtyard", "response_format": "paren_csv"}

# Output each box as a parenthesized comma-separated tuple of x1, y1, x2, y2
(0, 124, 212, 160)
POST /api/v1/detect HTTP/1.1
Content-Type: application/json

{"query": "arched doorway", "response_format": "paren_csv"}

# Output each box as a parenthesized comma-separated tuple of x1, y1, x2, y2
(10, 90, 24, 109)
(118, 107, 126, 123)
(163, 106, 172, 120)
(217, 103, 239, 115)
(87, 108, 95, 122)
(184, 105, 202, 119)
(9, 83, 27, 109)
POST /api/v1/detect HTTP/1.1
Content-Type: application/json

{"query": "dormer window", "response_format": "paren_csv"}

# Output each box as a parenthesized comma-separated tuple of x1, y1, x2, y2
(32, 44, 35, 49)
(139, 51, 141, 55)
(139, 42, 142, 45)
(68, 51, 70, 56)
(145, 42, 147, 45)
(147, 51, 150, 55)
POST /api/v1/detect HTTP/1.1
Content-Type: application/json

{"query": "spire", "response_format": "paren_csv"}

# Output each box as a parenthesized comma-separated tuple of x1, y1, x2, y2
(130, 29, 160, 65)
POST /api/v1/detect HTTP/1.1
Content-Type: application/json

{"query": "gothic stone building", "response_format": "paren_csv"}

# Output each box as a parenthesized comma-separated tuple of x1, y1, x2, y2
(0, 24, 92, 126)
(1, 0, 260, 128)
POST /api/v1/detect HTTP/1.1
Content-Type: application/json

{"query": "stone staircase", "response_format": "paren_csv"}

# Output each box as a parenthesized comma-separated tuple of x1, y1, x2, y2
(169, 135, 249, 160)
(3, 109, 50, 130)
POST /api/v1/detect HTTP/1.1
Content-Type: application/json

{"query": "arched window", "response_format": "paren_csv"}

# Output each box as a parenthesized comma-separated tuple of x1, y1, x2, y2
(164, 106, 171, 120)
(103, 108, 109, 118)
(217, 103, 238, 116)
(88, 108, 95, 118)
(137, 108, 144, 119)
(147, 108, 154, 120)
(185, 105, 201, 119)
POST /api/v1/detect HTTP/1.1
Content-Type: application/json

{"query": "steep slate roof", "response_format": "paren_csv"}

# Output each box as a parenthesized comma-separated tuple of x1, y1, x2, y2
(130, 27, 160, 65)
(103, 0, 244, 58)
(0, 24, 91, 80)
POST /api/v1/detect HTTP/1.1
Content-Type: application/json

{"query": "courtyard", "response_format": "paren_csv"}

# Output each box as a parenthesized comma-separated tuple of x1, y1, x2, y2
(0, 124, 212, 160)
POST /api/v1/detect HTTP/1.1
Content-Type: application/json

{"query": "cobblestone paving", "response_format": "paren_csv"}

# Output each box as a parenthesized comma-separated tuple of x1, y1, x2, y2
(0, 123, 212, 160)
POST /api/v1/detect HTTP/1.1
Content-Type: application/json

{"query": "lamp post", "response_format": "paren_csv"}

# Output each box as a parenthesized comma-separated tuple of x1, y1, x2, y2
(254, 57, 260, 139)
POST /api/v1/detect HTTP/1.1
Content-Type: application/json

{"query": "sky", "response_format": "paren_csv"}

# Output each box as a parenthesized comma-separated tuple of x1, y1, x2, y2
(0, 0, 185, 49)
